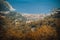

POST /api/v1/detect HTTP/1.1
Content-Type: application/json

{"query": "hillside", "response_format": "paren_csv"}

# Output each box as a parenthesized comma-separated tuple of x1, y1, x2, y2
(0, 8, 60, 40)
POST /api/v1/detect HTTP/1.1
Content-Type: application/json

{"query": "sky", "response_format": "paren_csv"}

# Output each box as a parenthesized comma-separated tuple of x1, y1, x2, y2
(7, 0, 60, 14)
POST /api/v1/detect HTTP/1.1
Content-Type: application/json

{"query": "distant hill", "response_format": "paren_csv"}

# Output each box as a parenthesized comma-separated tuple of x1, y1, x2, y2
(0, 0, 27, 22)
(0, 11, 27, 23)
(44, 8, 60, 28)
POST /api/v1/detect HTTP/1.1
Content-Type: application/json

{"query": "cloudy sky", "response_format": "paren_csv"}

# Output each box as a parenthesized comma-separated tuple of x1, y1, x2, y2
(7, 0, 60, 14)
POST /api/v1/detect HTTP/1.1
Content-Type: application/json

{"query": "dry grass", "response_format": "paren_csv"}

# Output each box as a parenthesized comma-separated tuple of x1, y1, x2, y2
(4, 25, 57, 40)
(0, 16, 59, 40)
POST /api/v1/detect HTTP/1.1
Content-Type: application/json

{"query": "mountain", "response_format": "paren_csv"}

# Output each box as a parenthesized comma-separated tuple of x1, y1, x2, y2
(0, 0, 27, 23)
(51, 9, 60, 18)
(44, 8, 60, 28)
(0, 11, 27, 22)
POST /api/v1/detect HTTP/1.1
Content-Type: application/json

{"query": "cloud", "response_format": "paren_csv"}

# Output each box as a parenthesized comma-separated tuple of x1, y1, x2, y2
(4, 1, 16, 11)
